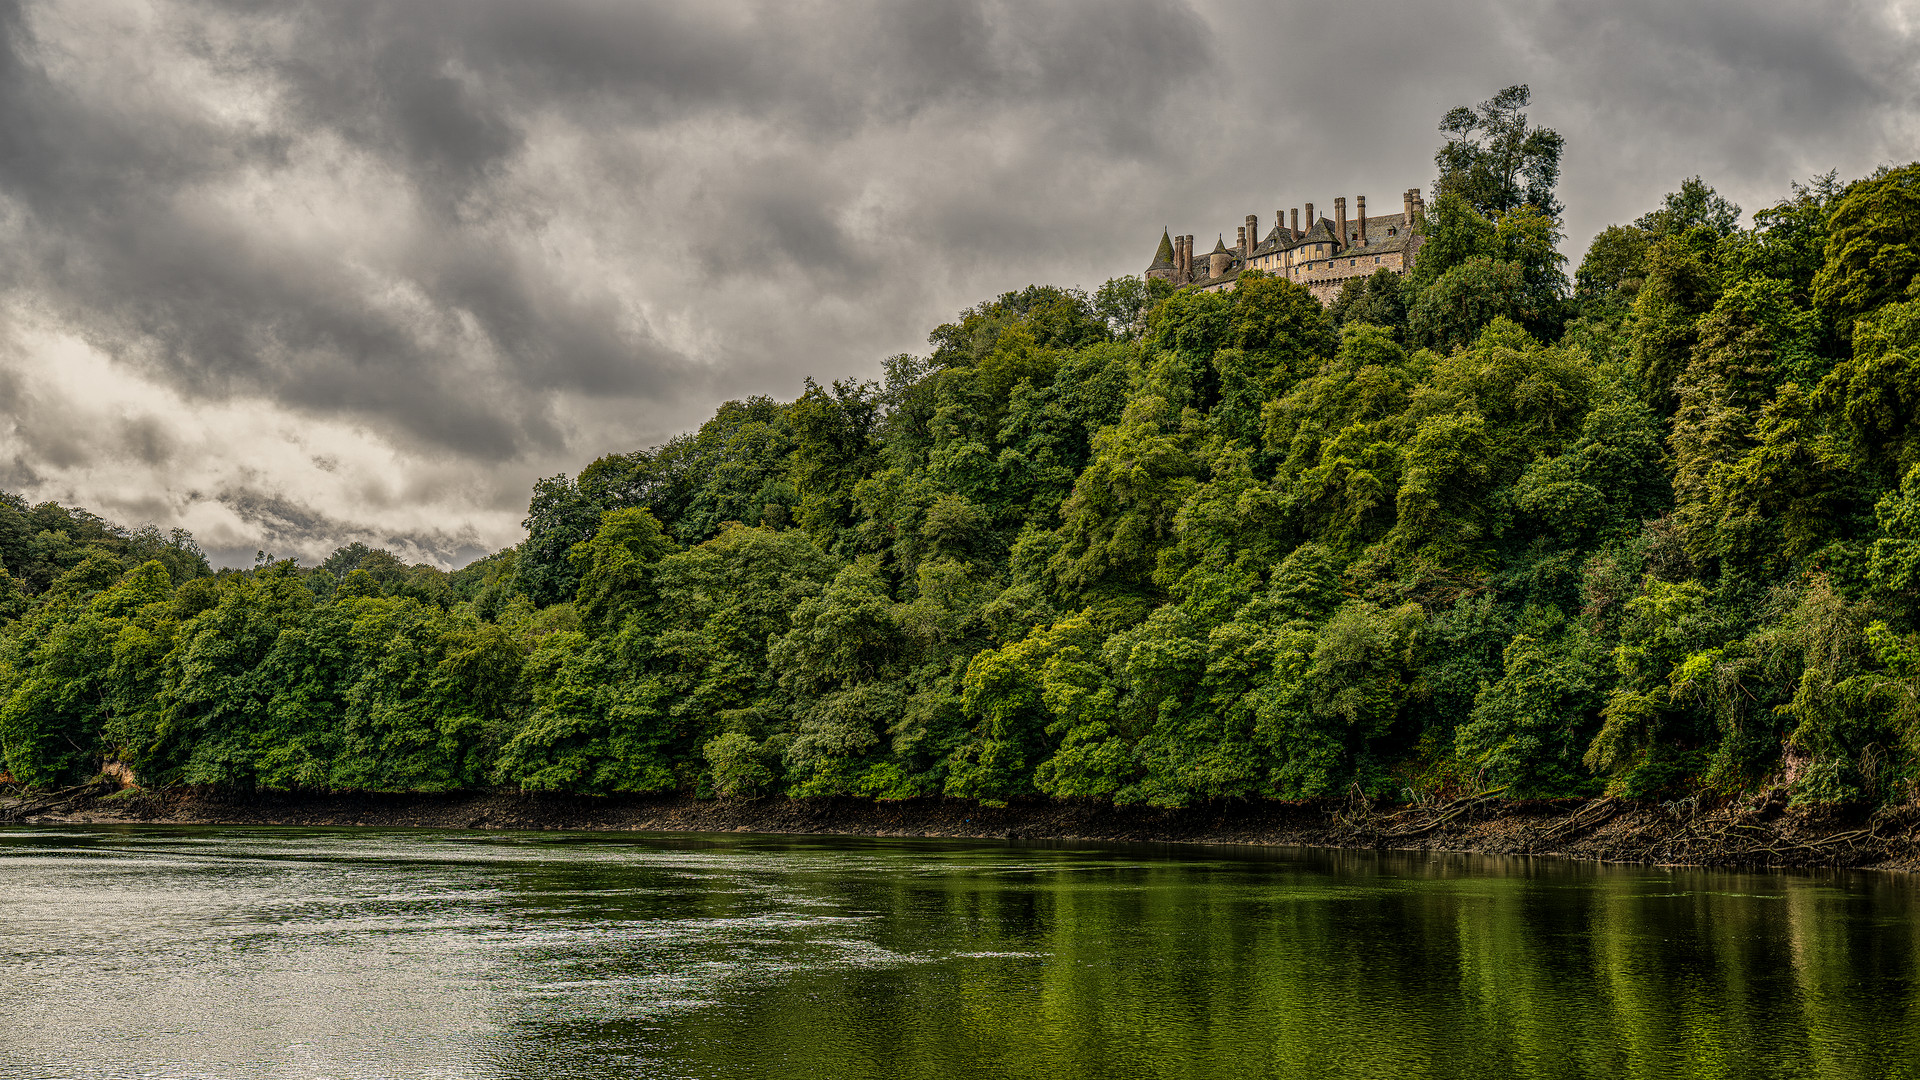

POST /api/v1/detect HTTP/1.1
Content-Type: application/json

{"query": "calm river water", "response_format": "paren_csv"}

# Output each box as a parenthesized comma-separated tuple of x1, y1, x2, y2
(1, 826, 1917, 1079)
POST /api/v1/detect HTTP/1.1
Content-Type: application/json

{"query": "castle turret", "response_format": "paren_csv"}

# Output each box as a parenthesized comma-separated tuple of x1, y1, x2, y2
(1209, 235, 1230, 279)
(1146, 228, 1176, 282)
(1335, 197, 1347, 250)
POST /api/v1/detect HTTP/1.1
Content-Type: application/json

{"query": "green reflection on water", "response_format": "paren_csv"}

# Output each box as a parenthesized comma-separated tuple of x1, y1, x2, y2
(0, 827, 1915, 1079)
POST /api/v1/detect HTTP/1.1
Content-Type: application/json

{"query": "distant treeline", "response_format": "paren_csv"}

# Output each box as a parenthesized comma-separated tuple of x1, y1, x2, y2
(4, 91, 1919, 808)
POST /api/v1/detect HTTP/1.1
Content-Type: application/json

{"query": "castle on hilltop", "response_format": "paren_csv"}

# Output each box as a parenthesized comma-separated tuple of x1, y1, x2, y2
(1147, 189, 1426, 304)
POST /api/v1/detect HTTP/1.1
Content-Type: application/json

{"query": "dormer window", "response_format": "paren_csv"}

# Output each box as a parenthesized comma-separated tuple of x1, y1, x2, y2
(1387, 227, 1398, 236)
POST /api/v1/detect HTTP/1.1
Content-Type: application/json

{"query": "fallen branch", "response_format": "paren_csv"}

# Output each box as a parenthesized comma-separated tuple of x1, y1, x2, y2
(1535, 798, 1622, 844)
(1383, 787, 1512, 839)
(0, 779, 114, 821)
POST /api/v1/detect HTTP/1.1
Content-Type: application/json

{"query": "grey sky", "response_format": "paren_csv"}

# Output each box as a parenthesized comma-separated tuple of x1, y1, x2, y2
(0, 0, 1914, 567)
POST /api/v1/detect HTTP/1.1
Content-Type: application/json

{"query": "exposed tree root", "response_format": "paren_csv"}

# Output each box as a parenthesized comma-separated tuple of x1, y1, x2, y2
(13, 787, 1920, 873)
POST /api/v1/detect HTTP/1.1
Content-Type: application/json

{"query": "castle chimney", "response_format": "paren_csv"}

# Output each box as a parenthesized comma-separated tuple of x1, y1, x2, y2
(1291, 207, 1300, 239)
(1404, 189, 1415, 228)
(1245, 214, 1259, 256)
(1274, 211, 1285, 244)
(1236, 226, 1246, 262)
(1184, 235, 1196, 281)
(1304, 202, 1314, 236)
(1177, 234, 1188, 281)
(1356, 195, 1367, 246)
(1335, 197, 1347, 251)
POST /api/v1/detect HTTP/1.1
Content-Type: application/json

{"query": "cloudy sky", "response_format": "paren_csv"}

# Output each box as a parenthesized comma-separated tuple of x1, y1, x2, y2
(1, 0, 1915, 568)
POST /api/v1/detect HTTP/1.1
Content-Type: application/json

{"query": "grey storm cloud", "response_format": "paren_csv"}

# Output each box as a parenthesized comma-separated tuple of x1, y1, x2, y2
(0, 0, 1913, 567)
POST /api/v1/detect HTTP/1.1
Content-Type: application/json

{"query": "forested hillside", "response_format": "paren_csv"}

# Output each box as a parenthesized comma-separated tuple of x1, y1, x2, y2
(5, 91, 1919, 808)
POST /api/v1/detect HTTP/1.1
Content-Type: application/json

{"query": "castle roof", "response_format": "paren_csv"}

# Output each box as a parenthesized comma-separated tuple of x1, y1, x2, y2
(1251, 230, 1291, 257)
(1299, 217, 1338, 244)
(1148, 229, 1175, 270)
(1210, 234, 1230, 254)
(1349, 214, 1416, 253)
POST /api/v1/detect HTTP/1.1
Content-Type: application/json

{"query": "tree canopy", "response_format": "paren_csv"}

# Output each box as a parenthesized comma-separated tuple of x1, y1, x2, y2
(1434, 84, 1566, 217)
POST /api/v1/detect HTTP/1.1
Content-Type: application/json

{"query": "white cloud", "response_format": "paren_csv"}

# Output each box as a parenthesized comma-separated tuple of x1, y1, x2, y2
(0, 312, 519, 567)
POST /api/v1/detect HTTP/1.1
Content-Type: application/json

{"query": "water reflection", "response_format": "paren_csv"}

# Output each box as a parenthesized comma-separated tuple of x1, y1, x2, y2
(0, 827, 1914, 1079)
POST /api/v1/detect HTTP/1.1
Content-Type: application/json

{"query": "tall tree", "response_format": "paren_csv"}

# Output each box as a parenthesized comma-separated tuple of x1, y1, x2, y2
(1433, 85, 1565, 217)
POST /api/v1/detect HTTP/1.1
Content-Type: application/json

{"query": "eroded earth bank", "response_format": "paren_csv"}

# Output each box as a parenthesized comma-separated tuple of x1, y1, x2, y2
(12, 785, 1920, 873)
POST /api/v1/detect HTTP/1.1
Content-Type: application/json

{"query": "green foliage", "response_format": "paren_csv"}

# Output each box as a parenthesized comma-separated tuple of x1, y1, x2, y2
(1094, 275, 1157, 340)
(1328, 268, 1409, 341)
(1574, 225, 1652, 316)
(1634, 176, 1743, 239)
(704, 731, 774, 799)
(1821, 298, 1920, 485)
(1867, 465, 1920, 609)
(1408, 258, 1532, 352)
(1048, 395, 1205, 616)
(1455, 633, 1597, 795)
(1630, 231, 1723, 415)
(519, 474, 605, 607)
(572, 508, 677, 634)
(1813, 164, 1920, 337)
(1433, 84, 1565, 217)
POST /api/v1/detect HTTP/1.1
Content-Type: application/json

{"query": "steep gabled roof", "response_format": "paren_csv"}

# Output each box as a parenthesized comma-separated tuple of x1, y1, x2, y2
(1148, 229, 1175, 269)
(1250, 226, 1292, 257)
(1299, 217, 1338, 245)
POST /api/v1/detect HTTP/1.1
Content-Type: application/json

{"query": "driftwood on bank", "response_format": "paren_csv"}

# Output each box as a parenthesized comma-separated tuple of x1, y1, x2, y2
(1322, 787, 1920, 870)
(0, 779, 116, 822)
(10, 785, 1920, 873)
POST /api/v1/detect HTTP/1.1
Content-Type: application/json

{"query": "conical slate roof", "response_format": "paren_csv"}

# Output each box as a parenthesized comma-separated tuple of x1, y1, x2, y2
(1210, 234, 1230, 254)
(1149, 229, 1175, 269)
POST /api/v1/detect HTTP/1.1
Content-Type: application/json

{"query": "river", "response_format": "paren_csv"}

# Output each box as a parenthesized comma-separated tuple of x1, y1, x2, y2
(0, 826, 1915, 1078)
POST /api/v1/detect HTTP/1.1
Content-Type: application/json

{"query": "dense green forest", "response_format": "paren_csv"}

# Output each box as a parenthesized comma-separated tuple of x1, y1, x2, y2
(4, 89, 1919, 807)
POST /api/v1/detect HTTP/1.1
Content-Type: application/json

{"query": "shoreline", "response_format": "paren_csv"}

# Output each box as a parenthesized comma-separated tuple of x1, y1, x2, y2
(11, 787, 1920, 872)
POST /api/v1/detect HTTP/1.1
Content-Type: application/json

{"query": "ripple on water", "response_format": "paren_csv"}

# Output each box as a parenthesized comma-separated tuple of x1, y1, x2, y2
(0, 826, 1913, 1080)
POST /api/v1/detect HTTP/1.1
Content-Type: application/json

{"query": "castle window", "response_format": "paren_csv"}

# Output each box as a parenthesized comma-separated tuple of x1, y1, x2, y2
(1388, 227, 1397, 236)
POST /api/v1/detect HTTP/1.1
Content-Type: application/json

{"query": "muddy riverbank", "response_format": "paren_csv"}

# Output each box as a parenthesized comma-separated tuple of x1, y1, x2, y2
(10, 784, 1920, 872)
